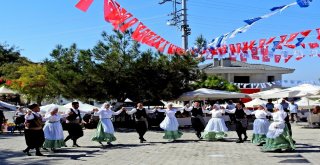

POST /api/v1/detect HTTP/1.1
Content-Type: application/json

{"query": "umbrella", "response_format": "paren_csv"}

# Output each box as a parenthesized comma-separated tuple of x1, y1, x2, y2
(244, 98, 267, 108)
(249, 88, 282, 98)
(124, 98, 133, 103)
(0, 86, 16, 94)
(63, 101, 98, 112)
(176, 88, 248, 101)
(40, 104, 70, 114)
(295, 97, 320, 109)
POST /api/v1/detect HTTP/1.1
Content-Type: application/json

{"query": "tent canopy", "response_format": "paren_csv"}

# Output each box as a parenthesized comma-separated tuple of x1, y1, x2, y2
(294, 97, 320, 109)
(40, 104, 70, 114)
(63, 101, 98, 112)
(176, 88, 248, 101)
(0, 86, 16, 94)
(244, 98, 267, 108)
(249, 88, 282, 99)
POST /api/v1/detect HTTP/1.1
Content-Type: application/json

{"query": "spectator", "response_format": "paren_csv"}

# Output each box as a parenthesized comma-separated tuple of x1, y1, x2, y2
(0, 110, 6, 133)
(266, 99, 274, 113)
(288, 100, 299, 123)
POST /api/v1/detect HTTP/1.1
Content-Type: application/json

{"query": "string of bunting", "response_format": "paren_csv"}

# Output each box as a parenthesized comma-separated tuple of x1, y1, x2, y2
(191, 27, 320, 63)
(75, 0, 185, 55)
(229, 79, 320, 89)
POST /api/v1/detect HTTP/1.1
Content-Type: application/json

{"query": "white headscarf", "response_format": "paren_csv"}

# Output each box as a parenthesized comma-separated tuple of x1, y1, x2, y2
(259, 103, 266, 110)
(274, 104, 287, 120)
(101, 103, 111, 110)
(47, 105, 59, 116)
(213, 104, 220, 110)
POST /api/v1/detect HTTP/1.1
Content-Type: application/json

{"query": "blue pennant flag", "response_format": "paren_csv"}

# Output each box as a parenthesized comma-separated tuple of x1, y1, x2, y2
(297, 0, 312, 8)
(244, 17, 262, 25)
(272, 41, 280, 52)
(295, 37, 305, 46)
(270, 5, 286, 11)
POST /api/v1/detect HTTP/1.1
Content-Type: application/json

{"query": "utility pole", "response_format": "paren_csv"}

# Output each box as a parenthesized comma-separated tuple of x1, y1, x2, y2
(159, 0, 190, 50)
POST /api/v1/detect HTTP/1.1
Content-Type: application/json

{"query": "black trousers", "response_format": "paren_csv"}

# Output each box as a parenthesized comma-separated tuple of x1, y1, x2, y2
(191, 117, 205, 137)
(235, 120, 247, 140)
(135, 121, 147, 139)
(24, 129, 45, 150)
(65, 123, 83, 143)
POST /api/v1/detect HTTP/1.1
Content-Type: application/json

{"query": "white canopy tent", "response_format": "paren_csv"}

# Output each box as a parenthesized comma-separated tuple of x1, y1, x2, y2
(176, 88, 248, 101)
(40, 104, 70, 114)
(244, 98, 267, 108)
(63, 101, 98, 112)
(124, 98, 133, 103)
(0, 86, 16, 94)
(249, 88, 282, 98)
(255, 84, 320, 99)
(294, 97, 320, 109)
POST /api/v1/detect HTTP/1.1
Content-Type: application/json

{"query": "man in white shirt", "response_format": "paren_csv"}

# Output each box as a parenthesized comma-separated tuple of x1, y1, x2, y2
(288, 100, 299, 123)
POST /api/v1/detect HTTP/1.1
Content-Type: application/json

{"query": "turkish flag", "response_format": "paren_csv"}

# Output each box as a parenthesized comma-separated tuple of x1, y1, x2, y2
(119, 18, 138, 32)
(210, 48, 218, 55)
(316, 28, 320, 40)
(141, 31, 156, 44)
(262, 54, 270, 62)
(111, 8, 133, 29)
(265, 37, 276, 45)
(250, 47, 258, 55)
(300, 29, 312, 37)
(167, 44, 177, 54)
(152, 38, 166, 49)
(279, 35, 287, 44)
(157, 41, 169, 53)
(229, 53, 237, 61)
(75, 0, 94, 12)
(218, 45, 227, 55)
(176, 47, 185, 55)
(309, 42, 320, 49)
(276, 44, 283, 49)
(258, 39, 266, 48)
(286, 32, 299, 43)
(236, 43, 242, 54)
(131, 23, 147, 40)
(274, 55, 281, 63)
(260, 46, 269, 56)
(229, 44, 236, 55)
(242, 42, 249, 52)
(296, 55, 305, 61)
(104, 0, 120, 23)
(240, 53, 247, 62)
(284, 44, 296, 49)
(284, 55, 293, 63)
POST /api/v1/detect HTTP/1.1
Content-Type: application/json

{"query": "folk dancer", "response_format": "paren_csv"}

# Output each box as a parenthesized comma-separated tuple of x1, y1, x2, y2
(23, 104, 45, 156)
(249, 104, 270, 146)
(183, 102, 206, 139)
(92, 103, 124, 146)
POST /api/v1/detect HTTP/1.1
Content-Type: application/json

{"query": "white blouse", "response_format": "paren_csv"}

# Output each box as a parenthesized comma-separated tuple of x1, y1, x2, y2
(272, 111, 287, 122)
(206, 109, 224, 118)
(157, 109, 179, 118)
(25, 112, 43, 121)
(251, 110, 269, 119)
(44, 113, 67, 122)
(94, 108, 123, 119)
(126, 108, 156, 115)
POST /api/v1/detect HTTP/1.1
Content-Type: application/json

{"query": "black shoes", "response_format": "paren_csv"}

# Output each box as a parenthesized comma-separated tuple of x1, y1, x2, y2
(35, 152, 44, 156)
(244, 136, 248, 141)
(236, 139, 244, 143)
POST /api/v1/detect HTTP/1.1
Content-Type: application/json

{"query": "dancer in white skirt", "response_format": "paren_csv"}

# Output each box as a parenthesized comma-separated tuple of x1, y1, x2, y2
(43, 105, 66, 151)
(157, 103, 183, 141)
(92, 103, 124, 146)
(249, 104, 270, 146)
(262, 104, 295, 152)
(202, 104, 228, 141)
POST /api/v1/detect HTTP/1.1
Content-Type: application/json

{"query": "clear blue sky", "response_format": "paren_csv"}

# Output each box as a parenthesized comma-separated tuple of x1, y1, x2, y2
(1, 0, 319, 82)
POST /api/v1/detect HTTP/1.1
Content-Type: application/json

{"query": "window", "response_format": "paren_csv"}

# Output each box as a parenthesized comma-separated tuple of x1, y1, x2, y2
(268, 76, 275, 82)
(234, 76, 250, 83)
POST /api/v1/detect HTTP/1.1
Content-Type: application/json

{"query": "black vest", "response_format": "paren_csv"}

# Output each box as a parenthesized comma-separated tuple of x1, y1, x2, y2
(135, 108, 147, 119)
(191, 107, 203, 117)
(235, 108, 246, 119)
(28, 113, 43, 129)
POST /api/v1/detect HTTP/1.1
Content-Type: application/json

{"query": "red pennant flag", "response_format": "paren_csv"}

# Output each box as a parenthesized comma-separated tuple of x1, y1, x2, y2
(286, 32, 299, 43)
(249, 40, 256, 49)
(284, 55, 293, 63)
(229, 53, 237, 61)
(131, 22, 147, 40)
(75, 0, 94, 12)
(316, 28, 320, 40)
(265, 37, 276, 45)
(145, 36, 160, 47)
(251, 46, 258, 55)
(242, 42, 248, 52)
(308, 42, 320, 49)
(104, 0, 120, 23)
(260, 46, 269, 56)
(258, 39, 266, 48)
(236, 43, 242, 54)
(157, 41, 169, 53)
(300, 30, 312, 37)
(141, 31, 156, 44)
(218, 45, 227, 55)
(251, 54, 259, 60)
(300, 43, 306, 49)
(274, 55, 281, 63)
(176, 47, 185, 55)
(240, 53, 247, 62)
(119, 18, 138, 32)
(152, 38, 166, 49)
(296, 55, 305, 61)
(276, 44, 283, 49)
(210, 48, 218, 55)
(111, 8, 133, 29)
(229, 44, 236, 55)
(167, 44, 177, 54)
(279, 35, 287, 44)
(284, 44, 296, 49)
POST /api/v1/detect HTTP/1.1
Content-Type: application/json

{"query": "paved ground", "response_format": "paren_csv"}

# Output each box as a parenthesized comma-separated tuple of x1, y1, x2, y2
(0, 122, 319, 165)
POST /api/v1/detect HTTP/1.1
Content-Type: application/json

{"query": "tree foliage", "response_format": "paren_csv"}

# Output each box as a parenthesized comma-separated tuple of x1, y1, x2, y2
(193, 75, 239, 92)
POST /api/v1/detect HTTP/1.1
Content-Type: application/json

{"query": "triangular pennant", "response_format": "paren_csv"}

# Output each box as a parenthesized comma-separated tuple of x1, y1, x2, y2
(258, 39, 266, 48)
(274, 54, 281, 63)
(317, 28, 320, 40)
(265, 37, 276, 45)
(284, 44, 296, 49)
(279, 35, 287, 44)
(286, 32, 299, 43)
(249, 40, 256, 49)
(119, 18, 138, 32)
(308, 42, 320, 49)
(75, 0, 94, 12)
(284, 55, 293, 63)
(300, 29, 312, 37)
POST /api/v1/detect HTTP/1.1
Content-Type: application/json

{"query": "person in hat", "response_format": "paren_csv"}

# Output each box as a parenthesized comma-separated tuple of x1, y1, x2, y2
(92, 103, 125, 146)
(202, 104, 228, 141)
(43, 105, 66, 152)
(249, 104, 270, 146)
(156, 103, 183, 142)
(262, 104, 295, 152)
(23, 103, 45, 156)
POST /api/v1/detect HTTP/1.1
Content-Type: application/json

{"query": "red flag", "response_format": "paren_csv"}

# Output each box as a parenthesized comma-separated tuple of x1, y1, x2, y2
(316, 28, 320, 40)
(249, 40, 256, 49)
(111, 8, 133, 29)
(276, 44, 283, 49)
(284, 55, 293, 63)
(141, 31, 156, 44)
(300, 43, 306, 49)
(250, 47, 258, 55)
(309, 42, 320, 49)
(284, 44, 296, 49)
(286, 32, 299, 43)
(251, 54, 259, 60)
(210, 48, 218, 55)
(152, 38, 166, 49)
(119, 18, 138, 32)
(240, 53, 247, 62)
(300, 30, 312, 37)
(167, 44, 177, 54)
(104, 0, 120, 23)
(265, 37, 276, 45)
(242, 42, 248, 52)
(229, 44, 236, 55)
(274, 55, 281, 63)
(157, 41, 169, 53)
(258, 39, 266, 48)
(262, 54, 270, 62)
(260, 46, 269, 56)
(229, 53, 237, 61)
(296, 55, 305, 61)
(176, 47, 185, 55)
(75, 0, 94, 12)
(131, 22, 147, 40)
(279, 35, 287, 44)
(218, 45, 227, 55)
(236, 43, 242, 54)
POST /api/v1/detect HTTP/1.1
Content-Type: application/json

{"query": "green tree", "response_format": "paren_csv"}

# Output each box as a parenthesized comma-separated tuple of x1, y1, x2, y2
(193, 75, 239, 92)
